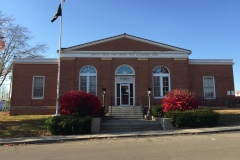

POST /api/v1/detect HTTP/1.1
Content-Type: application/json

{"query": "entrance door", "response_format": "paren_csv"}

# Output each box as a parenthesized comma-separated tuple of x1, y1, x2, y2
(116, 83, 134, 106)
(121, 84, 129, 105)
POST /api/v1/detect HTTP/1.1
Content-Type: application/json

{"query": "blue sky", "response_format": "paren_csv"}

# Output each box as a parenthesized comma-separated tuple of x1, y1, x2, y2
(1, 0, 240, 94)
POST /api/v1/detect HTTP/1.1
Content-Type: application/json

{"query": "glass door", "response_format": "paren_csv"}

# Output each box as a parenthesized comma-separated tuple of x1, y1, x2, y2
(121, 84, 129, 105)
(116, 83, 134, 106)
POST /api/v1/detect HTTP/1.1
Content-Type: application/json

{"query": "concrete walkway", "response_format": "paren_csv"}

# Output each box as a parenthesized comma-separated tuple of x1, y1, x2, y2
(1, 125, 240, 145)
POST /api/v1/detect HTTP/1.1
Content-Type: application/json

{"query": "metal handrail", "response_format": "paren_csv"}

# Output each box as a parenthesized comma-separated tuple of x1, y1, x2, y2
(110, 95, 113, 119)
(139, 97, 144, 117)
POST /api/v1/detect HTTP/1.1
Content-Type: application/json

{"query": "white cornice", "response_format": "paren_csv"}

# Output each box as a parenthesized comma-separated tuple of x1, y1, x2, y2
(13, 58, 58, 64)
(61, 51, 190, 58)
(189, 59, 234, 65)
(13, 58, 234, 66)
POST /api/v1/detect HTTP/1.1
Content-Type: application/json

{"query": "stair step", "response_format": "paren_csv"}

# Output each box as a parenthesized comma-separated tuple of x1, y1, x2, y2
(108, 106, 143, 119)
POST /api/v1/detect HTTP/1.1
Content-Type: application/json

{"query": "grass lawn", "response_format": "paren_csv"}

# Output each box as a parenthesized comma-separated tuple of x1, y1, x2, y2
(1, 109, 240, 138)
(0, 112, 52, 138)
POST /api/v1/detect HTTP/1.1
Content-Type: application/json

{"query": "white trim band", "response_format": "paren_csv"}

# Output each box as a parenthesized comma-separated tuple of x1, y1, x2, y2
(12, 58, 234, 65)
(189, 59, 234, 65)
(61, 51, 190, 58)
(13, 58, 58, 64)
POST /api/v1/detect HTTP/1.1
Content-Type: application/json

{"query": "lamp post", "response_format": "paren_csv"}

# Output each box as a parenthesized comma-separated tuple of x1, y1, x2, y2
(147, 88, 152, 116)
(102, 88, 106, 108)
(101, 88, 106, 117)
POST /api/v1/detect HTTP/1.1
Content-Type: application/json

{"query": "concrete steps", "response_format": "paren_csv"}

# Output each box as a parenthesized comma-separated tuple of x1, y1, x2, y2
(101, 119, 163, 133)
(108, 106, 143, 119)
(102, 106, 163, 133)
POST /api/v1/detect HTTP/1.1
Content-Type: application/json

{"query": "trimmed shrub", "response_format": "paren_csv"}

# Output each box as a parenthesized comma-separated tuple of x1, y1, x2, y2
(45, 116, 92, 135)
(164, 109, 219, 128)
(151, 105, 164, 117)
(59, 90, 101, 117)
(162, 89, 199, 112)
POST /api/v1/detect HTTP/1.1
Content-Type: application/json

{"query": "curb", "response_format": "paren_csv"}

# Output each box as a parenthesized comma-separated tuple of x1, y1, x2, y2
(1, 126, 240, 145)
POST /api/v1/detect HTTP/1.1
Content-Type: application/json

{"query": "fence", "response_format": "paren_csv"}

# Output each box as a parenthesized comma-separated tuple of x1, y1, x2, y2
(108, 95, 240, 110)
(140, 96, 240, 108)
(197, 97, 240, 107)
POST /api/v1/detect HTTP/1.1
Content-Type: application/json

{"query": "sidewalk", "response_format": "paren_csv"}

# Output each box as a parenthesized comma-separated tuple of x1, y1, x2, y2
(1, 125, 240, 145)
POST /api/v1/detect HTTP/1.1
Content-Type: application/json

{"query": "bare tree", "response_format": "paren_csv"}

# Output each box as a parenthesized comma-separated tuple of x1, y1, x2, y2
(0, 11, 48, 86)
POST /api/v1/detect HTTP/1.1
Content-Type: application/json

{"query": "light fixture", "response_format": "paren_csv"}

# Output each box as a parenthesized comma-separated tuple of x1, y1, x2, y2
(102, 88, 106, 95)
(148, 88, 152, 96)
(147, 88, 152, 117)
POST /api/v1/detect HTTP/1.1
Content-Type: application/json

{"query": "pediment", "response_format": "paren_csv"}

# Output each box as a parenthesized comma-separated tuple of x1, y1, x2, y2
(63, 34, 191, 53)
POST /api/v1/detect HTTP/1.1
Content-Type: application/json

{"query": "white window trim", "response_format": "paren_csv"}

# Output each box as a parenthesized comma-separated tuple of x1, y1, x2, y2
(153, 75, 171, 99)
(32, 76, 45, 99)
(79, 66, 97, 95)
(152, 66, 171, 99)
(115, 65, 135, 106)
(115, 64, 135, 75)
(203, 76, 216, 99)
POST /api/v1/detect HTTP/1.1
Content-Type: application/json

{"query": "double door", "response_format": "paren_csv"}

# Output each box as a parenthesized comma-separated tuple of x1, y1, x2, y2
(116, 83, 134, 106)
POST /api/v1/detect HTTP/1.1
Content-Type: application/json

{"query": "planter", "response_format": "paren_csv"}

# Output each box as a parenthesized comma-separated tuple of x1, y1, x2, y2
(155, 117, 173, 130)
(91, 118, 102, 134)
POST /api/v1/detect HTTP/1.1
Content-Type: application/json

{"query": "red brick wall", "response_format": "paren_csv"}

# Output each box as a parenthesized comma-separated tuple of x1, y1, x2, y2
(59, 58, 191, 107)
(189, 64, 235, 98)
(136, 59, 150, 104)
(10, 58, 235, 115)
(60, 58, 76, 95)
(172, 59, 190, 89)
(74, 37, 174, 51)
(147, 58, 190, 104)
(10, 63, 57, 115)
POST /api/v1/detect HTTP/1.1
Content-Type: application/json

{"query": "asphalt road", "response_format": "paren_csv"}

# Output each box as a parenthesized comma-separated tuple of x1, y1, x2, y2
(1, 132, 240, 160)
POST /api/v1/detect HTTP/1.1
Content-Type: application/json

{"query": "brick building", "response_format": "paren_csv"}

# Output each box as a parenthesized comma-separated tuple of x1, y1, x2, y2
(10, 34, 235, 115)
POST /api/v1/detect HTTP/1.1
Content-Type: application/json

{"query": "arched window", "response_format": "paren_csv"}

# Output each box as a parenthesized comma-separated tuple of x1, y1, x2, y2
(79, 65, 97, 95)
(115, 64, 135, 75)
(153, 66, 170, 97)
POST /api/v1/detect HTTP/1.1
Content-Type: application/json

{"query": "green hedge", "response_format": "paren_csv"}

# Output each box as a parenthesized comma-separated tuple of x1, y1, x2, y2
(151, 105, 164, 117)
(45, 116, 92, 135)
(164, 109, 219, 128)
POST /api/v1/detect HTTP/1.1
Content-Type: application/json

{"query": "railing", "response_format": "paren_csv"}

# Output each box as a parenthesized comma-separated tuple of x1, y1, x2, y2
(139, 96, 151, 116)
(139, 97, 144, 117)
(197, 97, 240, 107)
(111, 95, 113, 118)
(139, 96, 240, 108)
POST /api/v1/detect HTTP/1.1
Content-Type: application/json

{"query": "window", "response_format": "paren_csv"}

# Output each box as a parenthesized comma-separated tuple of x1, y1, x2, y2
(153, 66, 170, 98)
(79, 65, 97, 95)
(203, 76, 215, 99)
(32, 76, 45, 99)
(115, 64, 135, 75)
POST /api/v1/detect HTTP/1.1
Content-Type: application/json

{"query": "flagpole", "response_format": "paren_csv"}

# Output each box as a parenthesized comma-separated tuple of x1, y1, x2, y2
(55, 0, 63, 116)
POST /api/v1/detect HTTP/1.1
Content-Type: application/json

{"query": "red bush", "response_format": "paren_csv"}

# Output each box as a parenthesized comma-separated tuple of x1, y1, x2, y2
(162, 89, 198, 112)
(59, 90, 101, 117)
